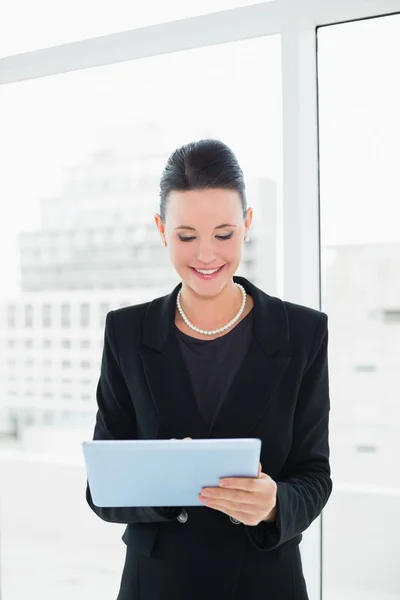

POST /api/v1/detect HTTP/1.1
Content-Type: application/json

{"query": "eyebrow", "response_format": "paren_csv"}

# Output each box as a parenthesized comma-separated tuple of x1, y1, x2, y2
(174, 224, 238, 231)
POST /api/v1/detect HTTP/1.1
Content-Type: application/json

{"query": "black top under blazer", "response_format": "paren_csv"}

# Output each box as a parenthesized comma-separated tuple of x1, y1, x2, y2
(86, 275, 333, 600)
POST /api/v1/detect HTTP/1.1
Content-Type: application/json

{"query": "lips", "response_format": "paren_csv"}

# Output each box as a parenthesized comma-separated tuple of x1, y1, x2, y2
(190, 265, 226, 280)
(192, 266, 223, 274)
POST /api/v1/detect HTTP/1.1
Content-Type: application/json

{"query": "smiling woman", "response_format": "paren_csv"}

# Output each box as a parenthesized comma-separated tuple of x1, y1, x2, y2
(86, 137, 332, 600)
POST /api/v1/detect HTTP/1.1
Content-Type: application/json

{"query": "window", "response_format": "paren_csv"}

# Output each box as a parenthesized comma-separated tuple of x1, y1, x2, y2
(43, 339, 52, 348)
(319, 14, 400, 599)
(24, 339, 34, 348)
(7, 305, 16, 327)
(354, 365, 377, 373)
(80, 303, 90, 327)
(61, 304, 71, 328)
(43, 360, 52, 368)
(382, 309, 400, 323)
(24, 304, 33, 327)
(61, 339, 72, 348)
(0, 21, 282, 600)
(80, 340, 91, 349)
(99, 302, 110, 327)
(8, 339, 16, 348)
(43, 410, 53, 425)
(42, 304, 52, 328)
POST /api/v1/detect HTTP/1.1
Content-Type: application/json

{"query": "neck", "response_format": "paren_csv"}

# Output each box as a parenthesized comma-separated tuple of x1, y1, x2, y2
(177, 280, 242, 330)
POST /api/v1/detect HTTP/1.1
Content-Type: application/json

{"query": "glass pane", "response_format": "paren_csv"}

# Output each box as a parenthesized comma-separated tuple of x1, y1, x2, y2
(318, 14, 400, 600)
(0, 0, 273, 58)
(0, 36, 282, 598)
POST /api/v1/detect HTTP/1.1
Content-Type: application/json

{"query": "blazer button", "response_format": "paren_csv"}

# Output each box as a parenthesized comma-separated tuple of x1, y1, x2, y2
(230, 516, 241, 525)
(177, 509, 188, 524)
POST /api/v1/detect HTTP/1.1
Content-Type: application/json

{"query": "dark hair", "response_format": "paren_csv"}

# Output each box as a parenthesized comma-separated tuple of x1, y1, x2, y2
(159, 139, 247, 223)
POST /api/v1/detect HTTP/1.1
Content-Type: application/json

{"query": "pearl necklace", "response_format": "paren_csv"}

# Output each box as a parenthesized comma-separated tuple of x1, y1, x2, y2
(176, 283, 247, 336)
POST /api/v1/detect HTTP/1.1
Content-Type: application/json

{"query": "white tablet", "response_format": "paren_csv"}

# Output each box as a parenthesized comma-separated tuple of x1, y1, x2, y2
(82, 438, 261, 507)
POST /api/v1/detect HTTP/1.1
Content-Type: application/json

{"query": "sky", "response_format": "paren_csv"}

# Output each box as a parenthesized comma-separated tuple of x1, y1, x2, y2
(0, 10, 399, 294)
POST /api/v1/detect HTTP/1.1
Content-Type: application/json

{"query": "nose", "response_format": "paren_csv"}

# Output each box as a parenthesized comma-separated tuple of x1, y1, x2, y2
(196, 241, 216, 264)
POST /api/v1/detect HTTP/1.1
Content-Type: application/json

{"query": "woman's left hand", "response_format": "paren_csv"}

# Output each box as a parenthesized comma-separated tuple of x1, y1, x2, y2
(198, 462, 277, 526)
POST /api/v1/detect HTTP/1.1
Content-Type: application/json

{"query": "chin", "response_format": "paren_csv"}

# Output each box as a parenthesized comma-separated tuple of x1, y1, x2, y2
(183, 269, 234, 298)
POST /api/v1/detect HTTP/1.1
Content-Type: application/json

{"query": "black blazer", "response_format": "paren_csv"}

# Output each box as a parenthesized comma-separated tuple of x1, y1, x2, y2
(86, 276, 332, 600)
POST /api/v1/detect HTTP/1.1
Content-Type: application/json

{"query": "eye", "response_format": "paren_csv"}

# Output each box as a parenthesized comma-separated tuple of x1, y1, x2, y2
(178, 235, 196, 242)
(216, 232, 233, 241)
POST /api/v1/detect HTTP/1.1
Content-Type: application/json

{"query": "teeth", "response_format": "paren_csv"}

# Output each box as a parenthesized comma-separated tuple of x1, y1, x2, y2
(195, 267, 221, 275)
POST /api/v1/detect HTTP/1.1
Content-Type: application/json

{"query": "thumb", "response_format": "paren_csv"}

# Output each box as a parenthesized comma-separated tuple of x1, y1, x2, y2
(258, 462, 262, 478)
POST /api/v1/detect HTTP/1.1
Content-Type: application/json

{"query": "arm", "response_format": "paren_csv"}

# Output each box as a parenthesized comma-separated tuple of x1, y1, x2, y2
(246, 312, 333, 550)
(85, 310, 181, 524)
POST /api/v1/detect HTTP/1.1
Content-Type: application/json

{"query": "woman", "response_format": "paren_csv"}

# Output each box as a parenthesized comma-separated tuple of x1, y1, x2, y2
(86, 139, 332, 600)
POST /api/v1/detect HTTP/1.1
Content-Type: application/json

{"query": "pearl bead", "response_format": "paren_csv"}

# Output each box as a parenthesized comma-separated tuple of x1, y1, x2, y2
(176, 283, 246, 336)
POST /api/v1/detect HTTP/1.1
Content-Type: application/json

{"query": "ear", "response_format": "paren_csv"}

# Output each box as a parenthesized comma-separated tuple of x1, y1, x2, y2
(154, 213, 166, 239)
(244, 207, 253, 239)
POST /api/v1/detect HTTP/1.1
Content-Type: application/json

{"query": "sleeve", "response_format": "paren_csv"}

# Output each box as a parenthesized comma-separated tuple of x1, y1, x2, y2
(85, 310, 181, 524)
(246, 312, 333, 551)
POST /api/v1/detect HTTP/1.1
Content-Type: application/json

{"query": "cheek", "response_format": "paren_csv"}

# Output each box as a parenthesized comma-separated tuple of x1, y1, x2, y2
(225, 238, 243, 261)
(169, 241, 192, 265)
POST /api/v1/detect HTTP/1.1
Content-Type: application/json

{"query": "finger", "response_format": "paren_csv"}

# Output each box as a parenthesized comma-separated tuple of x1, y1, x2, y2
(183, 437, 192, 440)
(258, 463, 262, 478)
(200, 488, 259, 506)
(200, 500, 258, 523)
(219, 476, 264, 492)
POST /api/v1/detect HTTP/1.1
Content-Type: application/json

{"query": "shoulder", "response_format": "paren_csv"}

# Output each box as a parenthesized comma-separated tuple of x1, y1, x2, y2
(239, 277, 328, 357)
(280, 299, 328, 369)
(105, 290, 170, 337)
(282, 299, 328, 335)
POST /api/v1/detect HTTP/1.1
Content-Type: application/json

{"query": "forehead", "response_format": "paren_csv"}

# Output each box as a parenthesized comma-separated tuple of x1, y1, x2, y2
(166, 189, 242, 224)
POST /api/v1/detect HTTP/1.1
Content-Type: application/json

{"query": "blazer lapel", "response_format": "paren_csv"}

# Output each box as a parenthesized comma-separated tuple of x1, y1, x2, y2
(209, 277, 291, 438)
(138, 282, 210, 439)
(209, 339, 291, 438)
(139, 334, 210, 439)
(138, 277, 291, 440)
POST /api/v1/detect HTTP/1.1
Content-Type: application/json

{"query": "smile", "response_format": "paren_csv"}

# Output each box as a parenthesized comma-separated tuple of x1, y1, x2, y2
(193, 267, 223, 275)
(190, 265, 226, 279)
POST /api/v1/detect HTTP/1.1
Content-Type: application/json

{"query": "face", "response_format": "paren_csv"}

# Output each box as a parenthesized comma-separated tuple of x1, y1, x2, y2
(155, 188, 253, 298)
